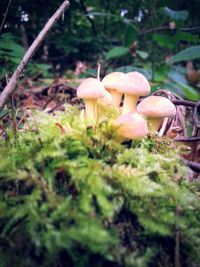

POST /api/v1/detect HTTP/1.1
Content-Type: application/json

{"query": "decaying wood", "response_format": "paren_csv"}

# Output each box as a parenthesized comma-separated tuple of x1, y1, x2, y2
(0, 0, 70, 110)
(153, 89, 200, 176)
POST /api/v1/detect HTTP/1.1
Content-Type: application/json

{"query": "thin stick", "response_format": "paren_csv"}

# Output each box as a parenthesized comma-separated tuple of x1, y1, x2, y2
(0, 0, 70, 110)
(172, 99, 197, 107)
(175, 137, 200, 142)
(139, 25, 200, 35)
(180, 157, 200, 173)
(175, 208, 181, 267)
(79, 0, 96, 35)
(0, 0, 12, 34)
(97, 63, 101, 80)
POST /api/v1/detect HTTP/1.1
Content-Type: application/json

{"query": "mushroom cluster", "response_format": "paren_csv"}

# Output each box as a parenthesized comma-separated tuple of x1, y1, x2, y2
(77, 71, 176, 141)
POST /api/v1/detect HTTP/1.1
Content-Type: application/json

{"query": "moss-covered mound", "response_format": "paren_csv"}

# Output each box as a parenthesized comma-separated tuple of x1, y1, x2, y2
(0, 106, 200, 267)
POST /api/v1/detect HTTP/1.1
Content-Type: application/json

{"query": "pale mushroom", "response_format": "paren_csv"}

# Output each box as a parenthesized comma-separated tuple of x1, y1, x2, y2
(98, 89, 113, 106)
(137, 95, 176, 133)
(114, 112, 148, 141)
(116, 71, 151, 114)
(102, 72, 126, 107)
(77, 78, 105, 122)
(97, 90, 113, 119)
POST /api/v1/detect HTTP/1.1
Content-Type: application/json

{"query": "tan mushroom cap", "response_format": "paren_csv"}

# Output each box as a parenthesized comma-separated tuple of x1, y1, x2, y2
(98, 89, 112, 105)
(114, 112, 148, 140)
(77, 78, 105, 99)
(116, 71, 151, 96)
(102, 72, 126, 90)
(137, 96, 176, 118)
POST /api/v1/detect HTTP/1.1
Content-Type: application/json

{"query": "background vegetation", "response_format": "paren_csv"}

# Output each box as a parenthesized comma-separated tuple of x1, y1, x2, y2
(0, 0, 200, 100)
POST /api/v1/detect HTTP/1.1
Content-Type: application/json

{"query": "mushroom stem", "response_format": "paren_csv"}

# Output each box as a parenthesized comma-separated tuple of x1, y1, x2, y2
(84, 99, 96, 122)
(122, 94, 138, 114)
(148, 117, 163, 133)
(109, 89, 122, 107)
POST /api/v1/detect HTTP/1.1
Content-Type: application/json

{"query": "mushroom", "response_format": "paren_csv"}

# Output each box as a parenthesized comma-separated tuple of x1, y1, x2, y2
(137, 95, 176, 133)
(98, 89, 113, 106)
(97, 90, 113, 119)
(116, 71, 151, 114)
(114, 112, 148, 141)
(102, 72, 126, 107)
(77, 78, 105, 122)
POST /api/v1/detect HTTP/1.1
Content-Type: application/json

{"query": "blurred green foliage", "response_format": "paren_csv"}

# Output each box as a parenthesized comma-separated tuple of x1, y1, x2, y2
(0, 0, 200, 99)
(0, 33, 25, 79)
(0, 106, 200, 267)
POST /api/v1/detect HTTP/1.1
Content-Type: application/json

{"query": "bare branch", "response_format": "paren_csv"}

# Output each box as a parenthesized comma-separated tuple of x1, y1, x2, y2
(175, 137, 200, 142)
(0, 0, 70, 110)
(172, 99, 197, 107)
(139, 25, 200, 35)
(0, 0, 12, 34)
(180, 157, 200, 173)
(79, 0, 97, 35)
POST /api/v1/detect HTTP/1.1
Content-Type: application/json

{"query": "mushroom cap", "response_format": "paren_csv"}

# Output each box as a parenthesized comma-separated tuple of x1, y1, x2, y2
(114, 112, 148, 140)
(102, 72, 126, 91)
(98, 89, 113, 105)
(77, 78, 105, 99)
(137, 96, 176, 118)
(116, 71, 151, 96)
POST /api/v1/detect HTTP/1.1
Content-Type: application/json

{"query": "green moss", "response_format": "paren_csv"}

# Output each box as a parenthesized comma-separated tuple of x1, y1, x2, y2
(0, 105, 200, 267)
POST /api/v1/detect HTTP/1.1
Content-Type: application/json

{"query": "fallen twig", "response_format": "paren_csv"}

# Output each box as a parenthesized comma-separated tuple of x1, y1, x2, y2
(180, 157, 200, 173)
(139, 25, 200, 35)
(47, 82, 77, 92)
(172, 99, 197, 107)
(0, 0, 70, 111)
(175, 137, 200, 142)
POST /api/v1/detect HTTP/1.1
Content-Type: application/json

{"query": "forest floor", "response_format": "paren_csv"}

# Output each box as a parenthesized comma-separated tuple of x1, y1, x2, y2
(0, 75, 200, 267)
